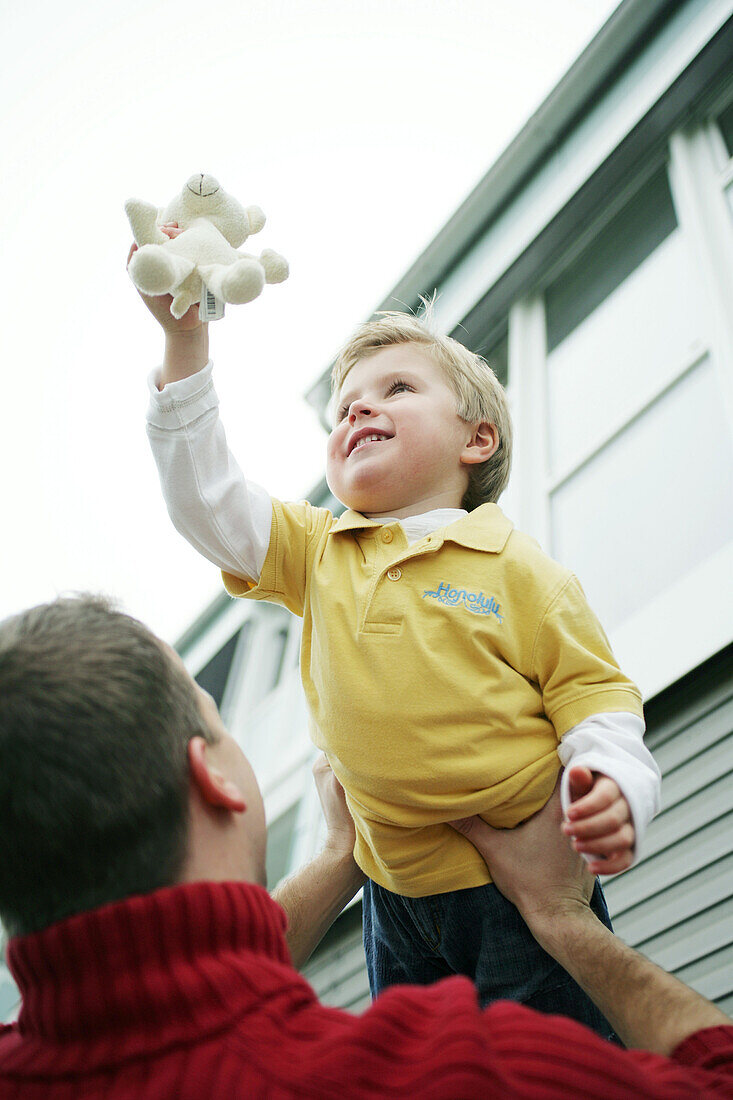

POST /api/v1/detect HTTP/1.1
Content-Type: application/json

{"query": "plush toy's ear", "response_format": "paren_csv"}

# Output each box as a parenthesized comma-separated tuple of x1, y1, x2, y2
(245, 205, 266, 235)
(226, 208, 249, 249)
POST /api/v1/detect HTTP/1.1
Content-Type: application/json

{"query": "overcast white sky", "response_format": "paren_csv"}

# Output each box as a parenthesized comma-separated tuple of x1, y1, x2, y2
(0, 0, 620, 643)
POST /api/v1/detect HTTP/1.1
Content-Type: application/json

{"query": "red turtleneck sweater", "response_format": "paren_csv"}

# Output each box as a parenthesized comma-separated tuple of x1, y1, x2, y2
(0, 881, 731, 1098)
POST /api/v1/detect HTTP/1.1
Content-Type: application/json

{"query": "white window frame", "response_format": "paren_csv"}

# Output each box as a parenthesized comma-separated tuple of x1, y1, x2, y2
(505, 122, 733, 699)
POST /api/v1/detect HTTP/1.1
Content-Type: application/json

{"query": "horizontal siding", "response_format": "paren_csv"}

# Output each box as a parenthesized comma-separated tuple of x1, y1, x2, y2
(608, 810, 733, 912)
(302, 904, 370, 1011)
(650, 695, 733, 766)
(612, 851, 733, 944)
(605, 645, 733, 1010)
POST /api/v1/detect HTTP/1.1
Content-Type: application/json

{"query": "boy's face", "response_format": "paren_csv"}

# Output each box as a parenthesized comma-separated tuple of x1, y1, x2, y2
(327, 344, 474, 519)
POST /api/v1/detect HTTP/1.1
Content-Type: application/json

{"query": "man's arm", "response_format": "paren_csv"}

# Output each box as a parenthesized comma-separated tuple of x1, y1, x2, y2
(451, 790, 730, 1055)
(272, 755, 365, 969)
(534, 904, 729, 1056)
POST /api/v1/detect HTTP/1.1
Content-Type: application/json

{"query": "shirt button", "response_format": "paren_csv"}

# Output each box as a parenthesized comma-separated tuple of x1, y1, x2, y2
(381, 530, 393, 543)
(387, 568, 402, 581)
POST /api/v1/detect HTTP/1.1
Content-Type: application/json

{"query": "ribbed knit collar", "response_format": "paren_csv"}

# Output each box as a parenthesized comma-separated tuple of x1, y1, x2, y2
(3, 881, 296, 1069)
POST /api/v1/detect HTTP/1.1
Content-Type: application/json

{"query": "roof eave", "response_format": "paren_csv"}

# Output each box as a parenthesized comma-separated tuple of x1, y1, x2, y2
(305, 0, 683, 418)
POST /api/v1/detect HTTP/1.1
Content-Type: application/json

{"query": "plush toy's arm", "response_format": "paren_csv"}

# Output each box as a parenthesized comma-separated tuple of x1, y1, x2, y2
(245, 205, 266, 235)
(125, 199, 168, 247)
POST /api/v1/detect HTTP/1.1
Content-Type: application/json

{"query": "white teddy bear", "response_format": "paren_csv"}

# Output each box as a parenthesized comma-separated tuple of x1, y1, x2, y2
(125, 173, 288, 319)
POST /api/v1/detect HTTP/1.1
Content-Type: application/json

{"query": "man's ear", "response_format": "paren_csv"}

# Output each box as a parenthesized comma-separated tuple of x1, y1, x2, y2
(188, 737, 247, 812)
(461, 421, 499, 466)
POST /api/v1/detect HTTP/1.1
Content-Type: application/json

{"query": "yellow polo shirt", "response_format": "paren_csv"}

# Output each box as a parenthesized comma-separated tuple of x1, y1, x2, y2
(224, 501, 643, 897)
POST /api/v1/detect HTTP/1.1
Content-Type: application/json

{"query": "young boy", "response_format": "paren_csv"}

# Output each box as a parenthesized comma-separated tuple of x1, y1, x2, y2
(137, 253, 660, 1037)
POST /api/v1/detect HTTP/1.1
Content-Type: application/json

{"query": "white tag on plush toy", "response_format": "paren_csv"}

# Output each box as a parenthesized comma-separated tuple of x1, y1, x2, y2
(199, 285, 225, 322)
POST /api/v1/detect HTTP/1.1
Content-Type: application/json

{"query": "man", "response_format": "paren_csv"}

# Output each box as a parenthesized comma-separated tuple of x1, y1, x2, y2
(0, 596, 730, 1097)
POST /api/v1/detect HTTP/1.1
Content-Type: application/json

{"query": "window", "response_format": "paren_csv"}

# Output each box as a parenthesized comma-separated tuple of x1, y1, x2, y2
(716, 100, 733, 159)
(546, 227, 705, 477)
(550, 356, 733, 630)
(713, 101, 733, 221)
(538, 144, 733, 649)
(267, 626, 291, 693)
(194, 626, 246, 710)
(484, 334, 508, 387)
(545, 168, 677, 353)
(266, 804, 299, 888)
(0, 962, 18, 1023)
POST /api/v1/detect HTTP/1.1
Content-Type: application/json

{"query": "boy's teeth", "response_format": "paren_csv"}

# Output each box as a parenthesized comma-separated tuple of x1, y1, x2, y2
(355, 434, 383, 449)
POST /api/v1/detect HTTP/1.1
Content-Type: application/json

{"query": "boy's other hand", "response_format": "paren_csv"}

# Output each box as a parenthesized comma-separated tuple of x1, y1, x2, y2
(563, 766, 635, 876)
(127, 224, 204, 335)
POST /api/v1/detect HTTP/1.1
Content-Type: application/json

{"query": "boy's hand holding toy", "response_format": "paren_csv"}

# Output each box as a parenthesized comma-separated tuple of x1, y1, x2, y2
(125, 173, 288, 320)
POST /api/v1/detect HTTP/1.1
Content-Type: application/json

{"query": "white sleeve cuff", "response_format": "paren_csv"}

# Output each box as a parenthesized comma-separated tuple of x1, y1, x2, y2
(559, 712, 662, 865)
(146, 361, 217, 429)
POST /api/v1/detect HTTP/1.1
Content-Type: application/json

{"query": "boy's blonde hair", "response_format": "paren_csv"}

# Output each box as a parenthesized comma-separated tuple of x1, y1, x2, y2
(331, 306, 512, 511)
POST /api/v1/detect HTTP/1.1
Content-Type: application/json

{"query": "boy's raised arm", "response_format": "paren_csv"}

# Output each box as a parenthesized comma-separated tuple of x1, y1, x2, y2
(129, 237, 273, 583)
(160, 328, 210, 388)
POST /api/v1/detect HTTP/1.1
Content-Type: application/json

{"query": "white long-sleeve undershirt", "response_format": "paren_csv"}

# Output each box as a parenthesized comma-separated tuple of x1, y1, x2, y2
(146, 361, 661, 861)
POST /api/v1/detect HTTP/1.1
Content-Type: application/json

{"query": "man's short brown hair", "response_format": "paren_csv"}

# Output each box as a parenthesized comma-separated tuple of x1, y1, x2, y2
(0, 595, 212, 936)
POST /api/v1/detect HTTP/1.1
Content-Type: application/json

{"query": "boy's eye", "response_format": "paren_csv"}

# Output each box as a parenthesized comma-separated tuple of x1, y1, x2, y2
(336, 378, 414, 422)
(387, 379, 413, 397)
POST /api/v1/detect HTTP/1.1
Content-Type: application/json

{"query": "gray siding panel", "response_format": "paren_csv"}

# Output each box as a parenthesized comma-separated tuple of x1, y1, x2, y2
(609, 812, 733, 912)
(605, 644, 733, 1009)
(613, 851, 733, 944)
(302, 904, 370, 1012)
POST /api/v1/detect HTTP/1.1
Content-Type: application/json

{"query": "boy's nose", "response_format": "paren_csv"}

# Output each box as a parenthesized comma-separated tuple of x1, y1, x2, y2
(348, 402, 373, 423)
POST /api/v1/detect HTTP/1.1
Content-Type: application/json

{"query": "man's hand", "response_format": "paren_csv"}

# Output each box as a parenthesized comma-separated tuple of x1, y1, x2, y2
(312, 753, 357, 860)
(450, 785, 595, 934)
(452, 785, 732, 1054)
(562, 767, 635, 875)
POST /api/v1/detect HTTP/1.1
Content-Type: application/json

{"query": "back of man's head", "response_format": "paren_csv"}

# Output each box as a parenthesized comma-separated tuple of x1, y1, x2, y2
(0, 595, 211, 937)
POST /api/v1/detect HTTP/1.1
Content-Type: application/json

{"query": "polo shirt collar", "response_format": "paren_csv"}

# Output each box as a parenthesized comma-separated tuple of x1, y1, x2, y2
(332, 509, 384, 534)
(331, 503, 513, 554)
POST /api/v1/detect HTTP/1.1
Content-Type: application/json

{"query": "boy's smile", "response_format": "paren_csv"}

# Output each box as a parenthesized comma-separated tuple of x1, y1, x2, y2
(347, 427, 394, 456)
(327, 344, 484, 520)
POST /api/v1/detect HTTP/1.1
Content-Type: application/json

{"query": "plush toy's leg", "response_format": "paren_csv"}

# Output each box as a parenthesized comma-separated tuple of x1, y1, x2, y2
(129, 246, 195, 296)
(199, 260, 265, 305)
(259, 249, 289, 284)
